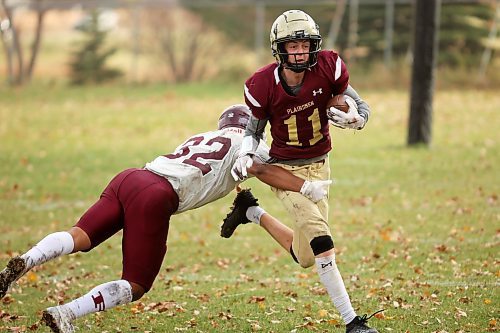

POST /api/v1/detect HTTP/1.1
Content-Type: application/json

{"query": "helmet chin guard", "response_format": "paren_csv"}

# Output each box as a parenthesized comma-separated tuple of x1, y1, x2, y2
(270, 10, 322, 72)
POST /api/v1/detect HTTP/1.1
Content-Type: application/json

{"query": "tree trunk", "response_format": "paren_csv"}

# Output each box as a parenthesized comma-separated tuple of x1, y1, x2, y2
(408, 0, 441, 146)
(0, 28, 14, 85)
(384, 0, 394, 68)
(325, 0, 347, 50)
(254, 2, 265, 64)
(478, 2, 499, 79)
(183, 33, 198, 82)
(26, 0, 46, 81)
(1, 0, 23, 85)
(346, 0, 359, 63)
(161, 31, 178, 81)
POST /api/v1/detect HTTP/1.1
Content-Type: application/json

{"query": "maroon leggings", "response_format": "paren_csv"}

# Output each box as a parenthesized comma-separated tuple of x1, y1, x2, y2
(76, 168, 179, 292)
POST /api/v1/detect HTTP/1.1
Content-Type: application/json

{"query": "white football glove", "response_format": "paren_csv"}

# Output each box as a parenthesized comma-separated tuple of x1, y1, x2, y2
(328, 96, 366, 130)
(300, 179, 332, 203)
(231, 154, 254, 181)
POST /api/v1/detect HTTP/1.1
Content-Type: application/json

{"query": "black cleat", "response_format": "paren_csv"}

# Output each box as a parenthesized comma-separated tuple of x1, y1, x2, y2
(0, 256, 26, 299)
(346, 310, 383, 333)
(220, 189, 259, 238)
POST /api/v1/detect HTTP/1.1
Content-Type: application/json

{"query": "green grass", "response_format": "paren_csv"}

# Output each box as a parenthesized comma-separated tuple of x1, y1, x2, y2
(0, 84, 498, 332)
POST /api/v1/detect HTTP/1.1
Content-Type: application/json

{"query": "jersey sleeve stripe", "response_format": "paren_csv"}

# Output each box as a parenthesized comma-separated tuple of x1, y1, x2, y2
(334, 56, 342, 81)
(273, 67, 280, 85)
(244, 84, 262, 108)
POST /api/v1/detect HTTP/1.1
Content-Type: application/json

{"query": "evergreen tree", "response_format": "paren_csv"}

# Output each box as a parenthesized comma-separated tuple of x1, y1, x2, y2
(69, 11, 122, 85)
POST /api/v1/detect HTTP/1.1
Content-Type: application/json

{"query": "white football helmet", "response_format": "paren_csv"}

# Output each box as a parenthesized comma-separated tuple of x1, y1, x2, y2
(270, 10, 322, 72)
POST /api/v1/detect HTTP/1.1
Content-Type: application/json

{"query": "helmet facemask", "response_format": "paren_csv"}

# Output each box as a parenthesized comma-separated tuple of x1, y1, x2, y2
(275, 37, 321, 73)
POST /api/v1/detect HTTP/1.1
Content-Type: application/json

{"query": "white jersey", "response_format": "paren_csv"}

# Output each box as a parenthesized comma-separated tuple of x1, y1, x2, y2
(145, 128, 270, 213)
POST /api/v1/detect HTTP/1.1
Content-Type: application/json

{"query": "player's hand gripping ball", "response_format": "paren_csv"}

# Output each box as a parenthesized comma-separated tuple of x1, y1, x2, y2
(327, 95, 365, 129)
(327, 94, 349, 113)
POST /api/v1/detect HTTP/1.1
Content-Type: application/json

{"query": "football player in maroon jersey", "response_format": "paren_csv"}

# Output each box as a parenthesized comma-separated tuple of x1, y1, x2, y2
(228, 9, 379, 333)
(0, 104, 330, 333)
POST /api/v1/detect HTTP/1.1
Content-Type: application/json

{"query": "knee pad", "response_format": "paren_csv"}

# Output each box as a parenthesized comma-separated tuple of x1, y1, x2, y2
(310, 235, 334, 256)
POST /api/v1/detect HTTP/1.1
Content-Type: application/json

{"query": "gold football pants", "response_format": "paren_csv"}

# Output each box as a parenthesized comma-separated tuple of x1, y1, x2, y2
(271, 158, 331, 268)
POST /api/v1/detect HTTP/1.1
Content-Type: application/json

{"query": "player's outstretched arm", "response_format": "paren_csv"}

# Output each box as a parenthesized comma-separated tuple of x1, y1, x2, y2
(248, 163, 331, 203)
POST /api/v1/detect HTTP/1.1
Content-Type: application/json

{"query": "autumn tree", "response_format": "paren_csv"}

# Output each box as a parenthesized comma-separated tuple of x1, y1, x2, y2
(0, 0, 46, 85)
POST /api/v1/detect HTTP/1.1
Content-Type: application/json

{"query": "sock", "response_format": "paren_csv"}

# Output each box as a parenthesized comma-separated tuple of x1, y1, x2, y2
(246, 206, 265, 225)
(58, 280, 133, 319)
(21, 232, 74, 271)
(315, 254, 356, 325)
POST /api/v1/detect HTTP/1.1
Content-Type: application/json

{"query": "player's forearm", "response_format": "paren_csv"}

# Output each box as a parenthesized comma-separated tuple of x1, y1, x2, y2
(240, 135, 260, 156)
(243, 115, 268, 151)
(248, 163, 304, 192)
(344, 84, 370, 122)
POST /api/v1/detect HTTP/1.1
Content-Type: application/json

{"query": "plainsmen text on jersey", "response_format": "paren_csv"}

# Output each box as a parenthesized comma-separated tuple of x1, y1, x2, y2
(145, 128, 270, 213)
(244, 50, 349, 160)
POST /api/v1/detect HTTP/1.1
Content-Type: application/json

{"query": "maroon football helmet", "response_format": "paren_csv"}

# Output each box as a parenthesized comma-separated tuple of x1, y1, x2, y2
(218, 104, 251, 130)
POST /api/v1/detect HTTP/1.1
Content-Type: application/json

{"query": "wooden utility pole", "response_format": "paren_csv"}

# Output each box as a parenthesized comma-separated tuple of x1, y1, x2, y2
(408, 0, 441, 146)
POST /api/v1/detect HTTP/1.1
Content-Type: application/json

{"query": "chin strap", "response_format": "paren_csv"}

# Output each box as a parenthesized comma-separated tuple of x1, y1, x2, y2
(286, 65, 307, 73)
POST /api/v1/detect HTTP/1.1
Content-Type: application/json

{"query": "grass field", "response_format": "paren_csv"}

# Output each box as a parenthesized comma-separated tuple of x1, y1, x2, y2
(0, 83, 498, 332)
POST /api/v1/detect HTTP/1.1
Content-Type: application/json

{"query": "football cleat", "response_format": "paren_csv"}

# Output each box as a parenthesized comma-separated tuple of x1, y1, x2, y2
(346, 310, 383, 333)
(42, 306, 76, 333)
(220, 189, 258, 238)
(0, 256, 26, 299)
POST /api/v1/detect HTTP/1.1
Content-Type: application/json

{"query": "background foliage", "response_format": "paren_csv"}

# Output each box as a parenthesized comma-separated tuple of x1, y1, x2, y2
(189, 3, 497, 69)
(0, 2, 498, 87)
(69, 10, 123, 85)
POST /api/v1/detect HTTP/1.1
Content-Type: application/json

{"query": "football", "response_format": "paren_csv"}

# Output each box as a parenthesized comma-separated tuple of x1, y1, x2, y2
(326, 94, 349, 113)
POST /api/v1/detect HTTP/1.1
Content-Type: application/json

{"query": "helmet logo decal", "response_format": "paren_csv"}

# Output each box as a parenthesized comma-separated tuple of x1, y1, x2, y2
(294, 30, 306, 38)
(313, 88, 323, 96)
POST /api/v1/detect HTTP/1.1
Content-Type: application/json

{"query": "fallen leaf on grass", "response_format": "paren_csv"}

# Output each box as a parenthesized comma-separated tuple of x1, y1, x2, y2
(318, 309, 328, 317)
(215, 258, 230, 269)
(6, 326, 27, 332)
(25, 272, 38, 283)
(218, 312, 233, 320)
(189, 292, 210, 303)
(2, 296, 15, 305)
(454, 307, 467, 319)
(248, 296, 265, 304)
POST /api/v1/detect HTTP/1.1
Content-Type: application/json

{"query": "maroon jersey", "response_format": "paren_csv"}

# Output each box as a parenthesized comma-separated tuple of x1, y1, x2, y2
(244, 50, 349, 160)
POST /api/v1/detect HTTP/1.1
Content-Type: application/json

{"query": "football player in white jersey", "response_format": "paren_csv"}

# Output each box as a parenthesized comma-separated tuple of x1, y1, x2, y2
(0, 104, 330, 333)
